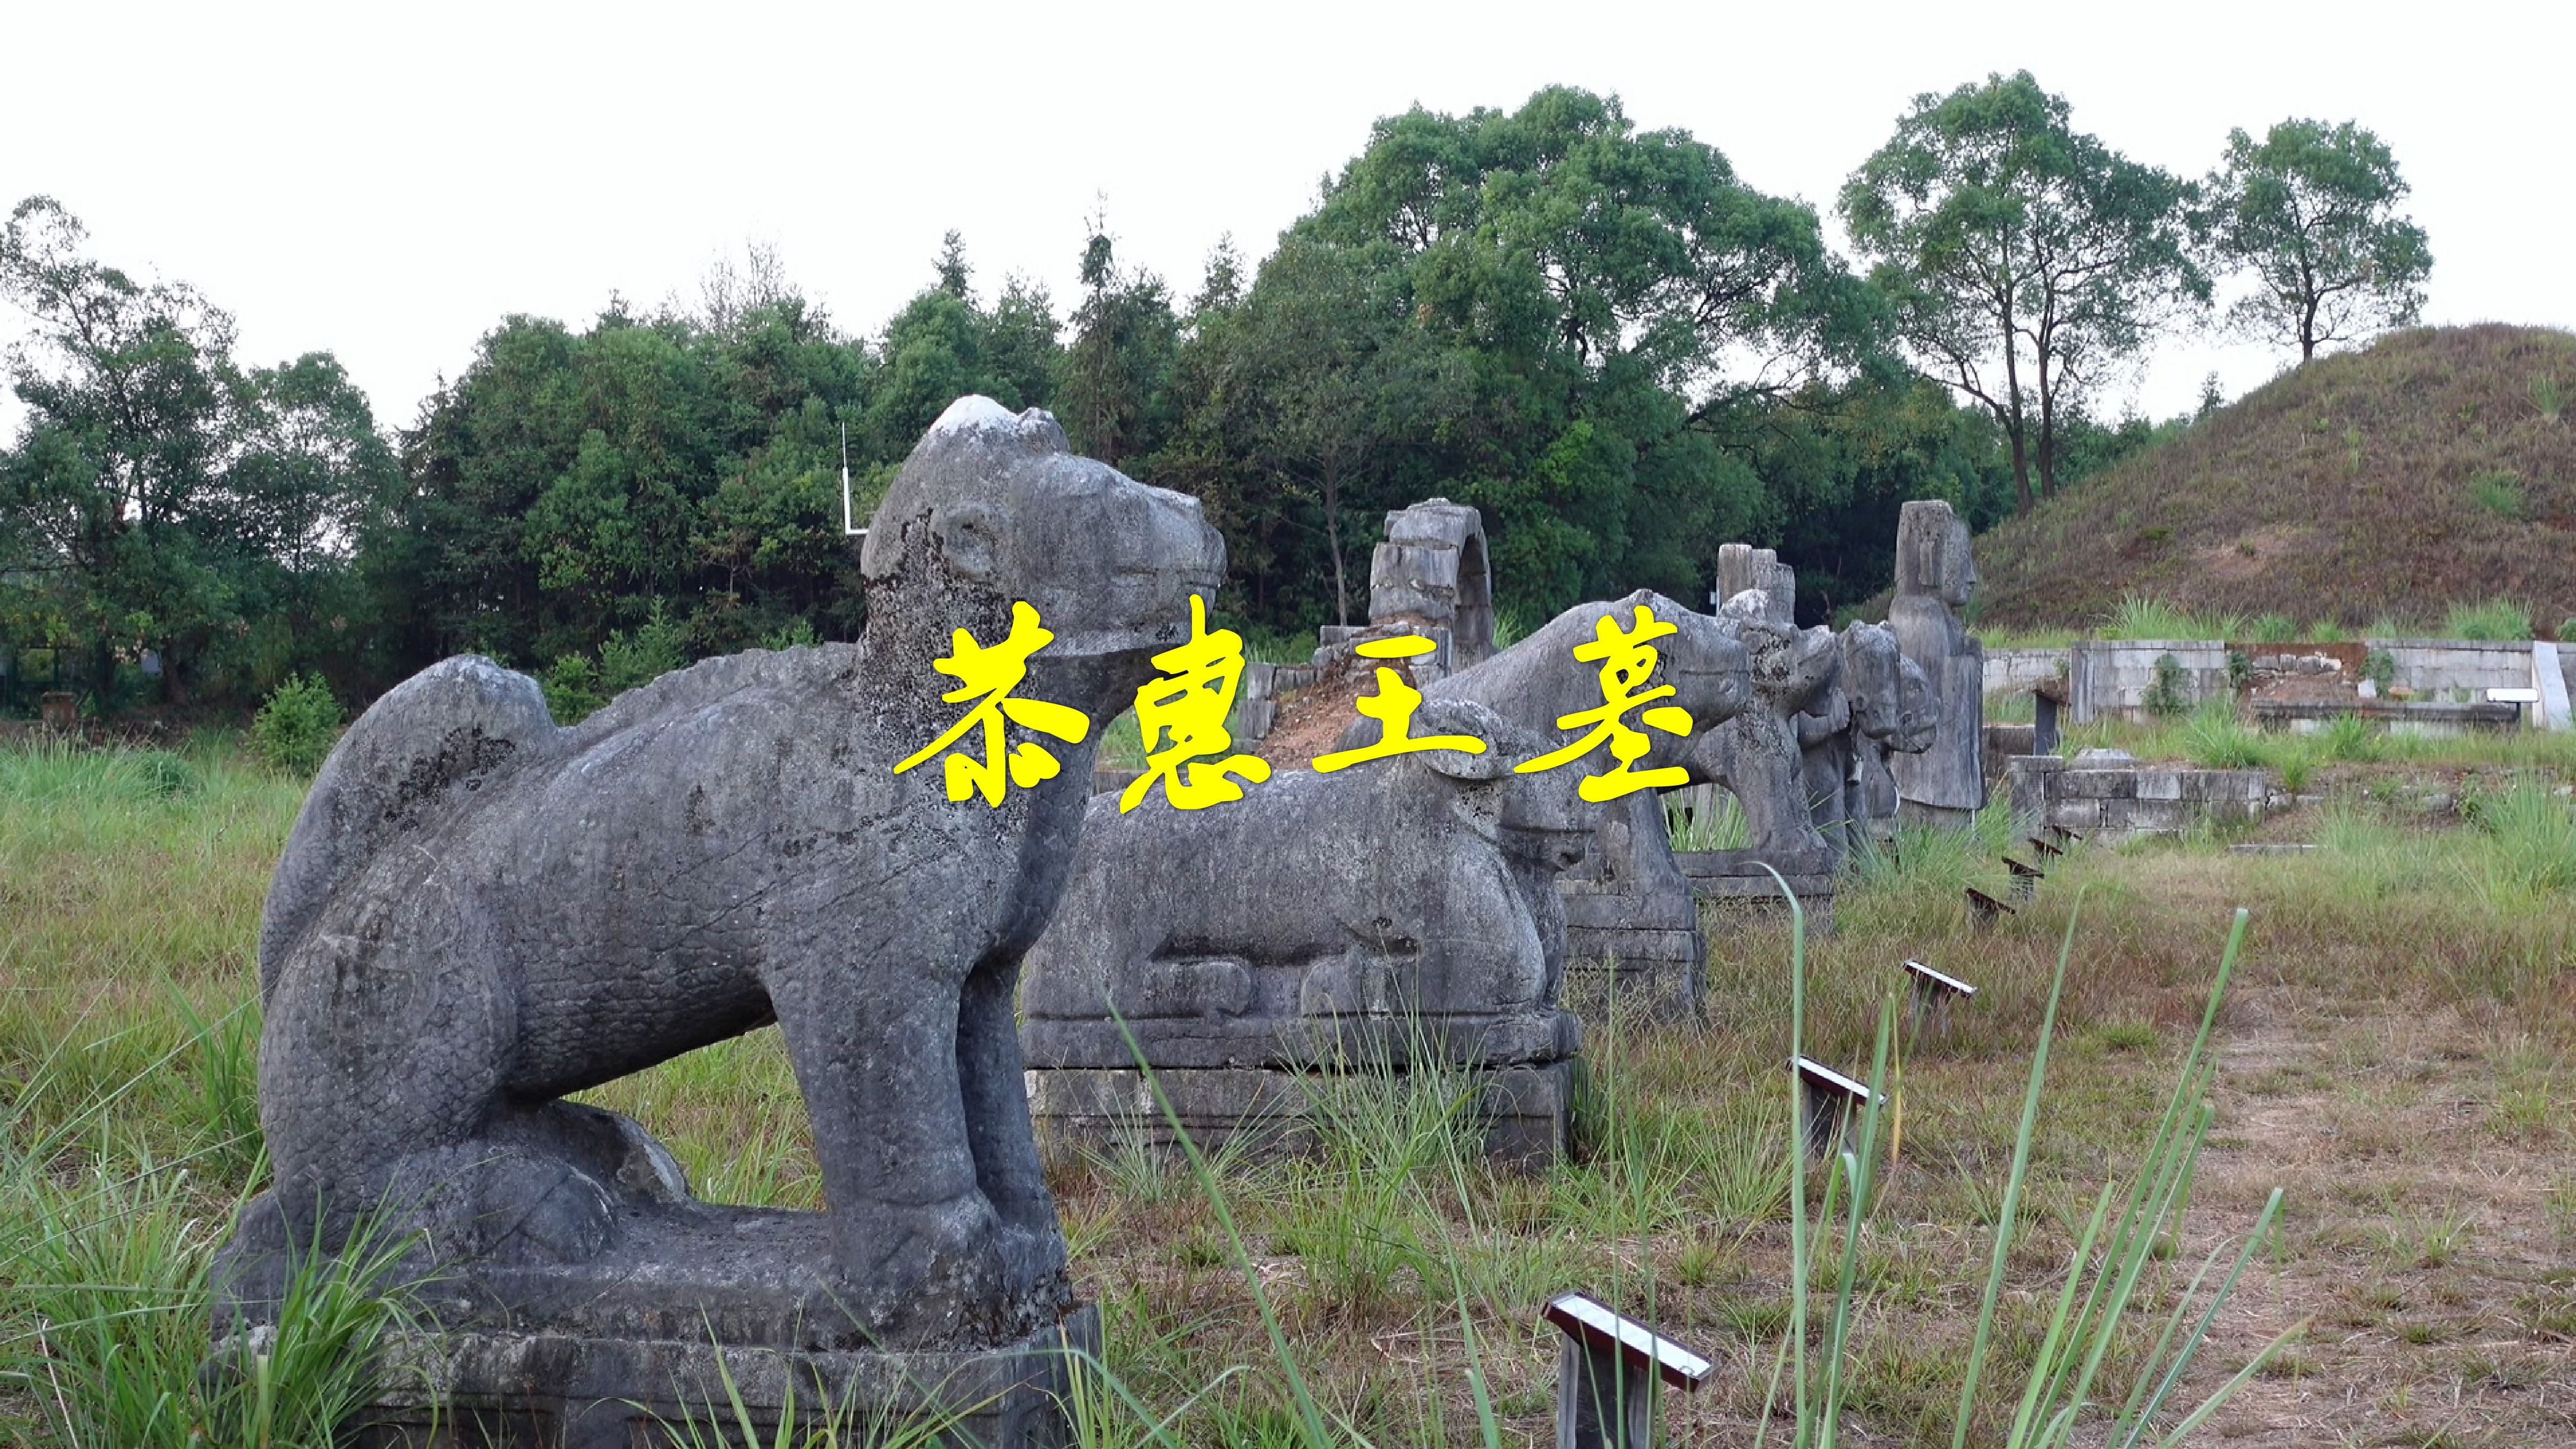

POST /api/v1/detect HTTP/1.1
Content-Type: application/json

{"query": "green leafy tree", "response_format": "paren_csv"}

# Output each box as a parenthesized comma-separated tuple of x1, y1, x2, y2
(1058, 214, 1178, 469)
(1, 196, 397, 706)
(387, 237, 1051, 685)
(2202, 119, 2431, 362)
(1841, 71, 2205, 515)
(1160, 86, 1872, 629)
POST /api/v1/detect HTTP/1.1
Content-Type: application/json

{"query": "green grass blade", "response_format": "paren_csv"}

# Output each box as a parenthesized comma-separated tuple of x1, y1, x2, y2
(1116, 1010, 1343, 1449)
(2131, 1189, 2289, 1442)
(2006, 1180, 2115, 1449)
(1952, 888, 2085, 1449)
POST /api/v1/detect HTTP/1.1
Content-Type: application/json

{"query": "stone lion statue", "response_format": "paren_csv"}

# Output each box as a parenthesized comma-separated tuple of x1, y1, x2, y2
(223, 398, 1222, 1350)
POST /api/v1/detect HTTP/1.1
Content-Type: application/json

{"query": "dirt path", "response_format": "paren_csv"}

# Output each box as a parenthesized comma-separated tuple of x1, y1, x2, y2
(2185, 985, 2576, 1445)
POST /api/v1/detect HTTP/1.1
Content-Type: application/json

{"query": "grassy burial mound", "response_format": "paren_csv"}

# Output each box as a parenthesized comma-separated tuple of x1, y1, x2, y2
(1971, 325, 2576, 634)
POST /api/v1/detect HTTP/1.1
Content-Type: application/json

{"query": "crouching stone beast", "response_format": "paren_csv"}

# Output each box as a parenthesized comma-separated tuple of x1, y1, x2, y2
(1019, 698, 1597, 1163)
(220, 397, 1223, 1353)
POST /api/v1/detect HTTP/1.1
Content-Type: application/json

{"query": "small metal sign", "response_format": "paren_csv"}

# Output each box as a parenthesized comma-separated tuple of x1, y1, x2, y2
(841, 424, 867, 539)
(1904, 958, 1977, 1036)
(1791, 1055, 1883, 1159)
(1541, 1292, 1712, 1449)
(2003, 855, 2045, 901)
(1965, 885, 2016, 928)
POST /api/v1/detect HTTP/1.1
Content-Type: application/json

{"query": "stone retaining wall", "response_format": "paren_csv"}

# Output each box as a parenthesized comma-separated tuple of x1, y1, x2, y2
(1984, 647, 2071, 697)
(2003, 755, 2278, 840)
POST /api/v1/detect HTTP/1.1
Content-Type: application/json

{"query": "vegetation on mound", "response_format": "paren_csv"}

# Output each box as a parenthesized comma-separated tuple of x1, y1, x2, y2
(1970, 325, 2576, 633)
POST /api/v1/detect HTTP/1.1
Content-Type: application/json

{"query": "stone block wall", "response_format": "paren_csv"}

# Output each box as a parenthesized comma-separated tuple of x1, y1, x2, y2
(1984, 648, 2072, 697)
(2372, 640, 2543, 699)
(2068, 641, 2234, 722)
(2004, 755, 2277, 840)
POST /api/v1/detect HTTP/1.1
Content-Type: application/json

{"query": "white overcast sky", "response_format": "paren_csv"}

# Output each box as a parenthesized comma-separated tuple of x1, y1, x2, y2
(5, 0, 2570, 438)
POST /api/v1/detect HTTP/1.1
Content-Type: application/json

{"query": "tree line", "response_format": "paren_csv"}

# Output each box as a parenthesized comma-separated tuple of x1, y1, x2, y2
(0, 74, 2431, 716)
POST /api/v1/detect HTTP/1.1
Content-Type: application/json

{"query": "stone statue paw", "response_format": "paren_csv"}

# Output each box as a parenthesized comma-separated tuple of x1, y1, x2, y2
(835, 1191, 1013, 1344)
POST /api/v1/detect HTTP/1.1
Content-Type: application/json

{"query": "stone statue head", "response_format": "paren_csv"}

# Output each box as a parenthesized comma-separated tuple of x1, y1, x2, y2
(1894, 500, 1975, 611)
(860, 397, 1224, 705)
(1718, 599, 1841, 717)
(1838, 624, 1904, 742)
(1889, 655, 1939, 753)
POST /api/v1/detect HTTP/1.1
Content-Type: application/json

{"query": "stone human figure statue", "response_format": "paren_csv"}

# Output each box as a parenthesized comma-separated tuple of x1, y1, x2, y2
(1715, 543, 1795, 625)
(1852, 654, 1937, 846)
(1886, 500, 1985, 827)
(1803, 624, 1908, 868)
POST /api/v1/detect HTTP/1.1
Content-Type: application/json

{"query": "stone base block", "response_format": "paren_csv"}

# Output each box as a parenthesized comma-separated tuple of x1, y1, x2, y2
(1669, 854, 1835, 936)
(1560, 926, 1702, 1022)
(323, 1305, 1097, 1449)
(214, 1196, 1091, 1449)
(1026, 1060, 1577, 1169)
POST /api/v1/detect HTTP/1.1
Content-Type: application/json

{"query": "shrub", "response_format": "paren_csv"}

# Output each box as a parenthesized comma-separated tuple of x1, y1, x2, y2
(251, 674, 344, 776)
(2447, 599, 2534, 641)
(2534, 373, 2565, 425)
(543, 654, 605, 724)
(2317, 712, 2379, 764)
(2277, 747, 2315, 793)
(760, 617, 821, 651)
(598, 604, 689, 696)
(135, 750, 200, 799)
(2246, 614, 2299, 643)
(2468, 470, 2526, 521)
(2146, 652, 2191, 717)
(2364, 648, 2398, 692)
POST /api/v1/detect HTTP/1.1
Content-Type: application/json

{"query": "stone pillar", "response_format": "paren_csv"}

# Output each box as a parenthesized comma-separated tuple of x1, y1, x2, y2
(1886, 501, 1985, 828)
(1354, 497, 1494, 682)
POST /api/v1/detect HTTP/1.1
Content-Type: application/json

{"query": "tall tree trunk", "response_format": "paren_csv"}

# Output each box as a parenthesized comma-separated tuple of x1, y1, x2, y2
(2036, 349, 2059, 500)
(1324, 463, 1348, 627)
(90, 635, 115, 715)
(2000, 290, 2034, 515)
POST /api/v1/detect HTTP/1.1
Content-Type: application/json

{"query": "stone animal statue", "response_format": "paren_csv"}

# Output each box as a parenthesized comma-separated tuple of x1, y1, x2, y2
(1798, 623, 1905, 868)
(1853, 654, 1938, 846)
(1420, 589, 1755, 1013)
(1684, 592, 1846, 873)
(1887, 499, 1986, 826)
(232, 397, 1223, 1350)
(1421, 589, 1755, 760)
(1019, 697, 1593, 1077)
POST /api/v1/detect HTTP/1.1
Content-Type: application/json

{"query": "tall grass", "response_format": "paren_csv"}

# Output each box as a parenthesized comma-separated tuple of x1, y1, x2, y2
(2099, 597, 2237, 643)
(2444, 599, 2534, 641)
(0, 1042, 416, 1447)
(1765, 885, 2294, 1449)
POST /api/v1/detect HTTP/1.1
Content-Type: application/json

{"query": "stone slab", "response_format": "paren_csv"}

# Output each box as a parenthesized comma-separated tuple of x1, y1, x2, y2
(217, 1198, 1096, 1448)
(1025, 1061, 1576, 1168)
(1561, 929, 1703, 1022)
(332, 1305, 1097, 1449)
(1019, 1009, 1580, 1072)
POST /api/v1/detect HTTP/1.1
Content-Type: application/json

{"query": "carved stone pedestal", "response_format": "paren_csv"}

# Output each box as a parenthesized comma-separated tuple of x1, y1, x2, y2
(214, 1201, 1093, 1449)
(1670, 852, 1838, 937)
(1026, 1059, 1579, 1170)
(1555, 794, 1706, 1023)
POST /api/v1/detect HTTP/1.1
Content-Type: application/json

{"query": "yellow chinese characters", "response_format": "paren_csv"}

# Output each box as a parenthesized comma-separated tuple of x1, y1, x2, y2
(1514, 604, 1693, 801)
(894, 601, 1092, 806)
(1121, 595, 1272, 812)
(1311, 635, 1487, 773)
